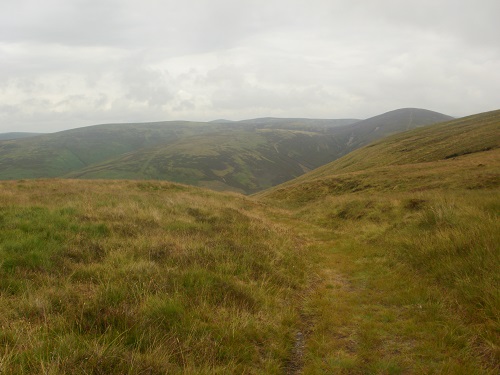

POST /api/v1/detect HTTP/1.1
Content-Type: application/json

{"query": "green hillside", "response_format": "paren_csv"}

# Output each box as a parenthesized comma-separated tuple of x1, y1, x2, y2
(0, 109, 452, 193)
(256, 109, 500, 373)
(68, 109, 452, 193)
(67, 128, 349, 194)
(259, 109, 500, 202)
(339, 107, 454, 152)
(0, 121, 226, 179)
(0, 109, 498, 373)
(0, 133, 43, 141)
(0, 119, 356, 183)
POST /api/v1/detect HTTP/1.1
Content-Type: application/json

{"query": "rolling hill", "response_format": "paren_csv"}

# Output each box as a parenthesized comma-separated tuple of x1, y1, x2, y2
(66, 109, 454, 194)
(255, 109, 499, 372)
(258, 109, 499, 203)
(66, 127, 352, 193)
(0, 121, 227, 179)
(0, 109, 498, 373)
(0, 108, 452, 193)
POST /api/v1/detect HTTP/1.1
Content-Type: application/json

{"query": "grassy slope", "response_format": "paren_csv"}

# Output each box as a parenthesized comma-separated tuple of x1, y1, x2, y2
(1, 110, 496, 374)
(0, 179, 310, 374)
(261, 109, 500, 202)
(67, 128, 345, 194)
(257, 109, 500, 373)
(68, 109, 452, 194)
(340, 107, 454, 152)
(0, 121, 224, 179)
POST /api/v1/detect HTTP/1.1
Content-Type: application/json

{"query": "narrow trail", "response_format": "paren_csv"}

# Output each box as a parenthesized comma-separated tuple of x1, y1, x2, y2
(272, 199, 495, 374)
(272, 213, 342, 375)
(286, 325, 307, 374)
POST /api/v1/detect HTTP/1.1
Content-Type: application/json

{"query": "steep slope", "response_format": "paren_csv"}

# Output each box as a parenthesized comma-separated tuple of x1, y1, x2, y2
(67, 109, 452, 193)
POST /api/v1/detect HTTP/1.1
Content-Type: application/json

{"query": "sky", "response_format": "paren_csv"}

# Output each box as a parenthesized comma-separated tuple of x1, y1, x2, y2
(0, 0, 499, 133)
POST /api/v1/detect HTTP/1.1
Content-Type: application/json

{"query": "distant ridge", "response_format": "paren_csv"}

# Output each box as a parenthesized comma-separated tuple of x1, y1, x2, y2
(0, 132, 43, 140)
(257, 109, 499, 202)
(210, 119, 234, 123)
(0, 108, 453, 193)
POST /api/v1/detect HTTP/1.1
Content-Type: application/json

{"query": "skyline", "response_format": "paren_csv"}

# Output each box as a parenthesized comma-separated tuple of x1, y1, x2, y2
(1, 0, 499, 133)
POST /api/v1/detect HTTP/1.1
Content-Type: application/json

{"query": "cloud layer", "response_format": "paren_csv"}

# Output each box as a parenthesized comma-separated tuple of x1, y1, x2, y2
(1, 0, 499, 132)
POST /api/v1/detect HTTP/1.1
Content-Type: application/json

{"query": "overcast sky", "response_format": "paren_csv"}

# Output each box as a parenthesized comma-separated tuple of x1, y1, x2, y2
(1, 0, 499, 132)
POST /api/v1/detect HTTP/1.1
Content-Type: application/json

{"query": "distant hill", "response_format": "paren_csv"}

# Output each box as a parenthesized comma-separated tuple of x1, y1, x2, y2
(0, 109, 452, 192)
(66, 128, 347, 193)
(0, 132, 43, 140)
(328, 107, 454, 154)
(257, 109, 500, 203)
(68, 110, 451, 193)
(0, 121, 227, 179)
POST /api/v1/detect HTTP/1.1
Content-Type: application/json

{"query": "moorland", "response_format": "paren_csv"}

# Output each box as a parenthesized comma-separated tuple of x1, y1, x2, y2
(0, 109, 498, 374)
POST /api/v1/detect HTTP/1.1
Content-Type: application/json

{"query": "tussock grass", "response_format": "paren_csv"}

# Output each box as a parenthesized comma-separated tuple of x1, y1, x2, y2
(256, 112, 500, 372)
(266, 179, 499, 373)
(0, 179, 308, 374)
(280, 189, 499, 374)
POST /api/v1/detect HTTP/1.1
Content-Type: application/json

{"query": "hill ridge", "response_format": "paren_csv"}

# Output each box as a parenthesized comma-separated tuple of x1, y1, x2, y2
(257, 109, 499, 203)
(0, 108, 453, 193)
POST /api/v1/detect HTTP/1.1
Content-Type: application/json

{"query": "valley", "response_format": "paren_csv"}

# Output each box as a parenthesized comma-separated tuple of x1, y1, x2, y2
(0, 108, 451, 193)
(0, 109, 498, 373)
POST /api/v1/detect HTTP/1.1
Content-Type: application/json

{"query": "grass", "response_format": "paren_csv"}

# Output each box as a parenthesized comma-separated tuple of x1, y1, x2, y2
(255, 122, 499, 372)
(287, 189, 499, 374)
(271, 109, 500, 188)
(0, 179, 309, 374)
(253, 111, 499, 373)
(0, 109, 498, 373)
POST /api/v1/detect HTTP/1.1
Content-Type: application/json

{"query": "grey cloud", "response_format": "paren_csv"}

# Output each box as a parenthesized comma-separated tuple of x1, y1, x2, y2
(0, 0, 499, 132)
(122, 67, 174, 107)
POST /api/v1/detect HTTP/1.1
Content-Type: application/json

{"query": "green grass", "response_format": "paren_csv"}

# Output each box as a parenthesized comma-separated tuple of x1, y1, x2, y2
(289, 189, 499, 373)
(292, 109, 500, 181)
(253, 111, 500, 373)
(0, 179, 309, 374)
(0, 109, 498, 373)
